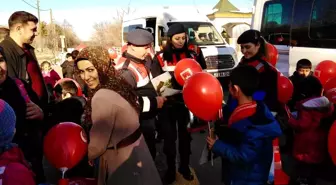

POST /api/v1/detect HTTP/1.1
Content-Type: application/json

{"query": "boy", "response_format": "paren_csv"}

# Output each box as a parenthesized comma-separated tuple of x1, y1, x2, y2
(288, 59, 313, 111)
(0, 99, 35, 185)
(207, 65, 282, 185)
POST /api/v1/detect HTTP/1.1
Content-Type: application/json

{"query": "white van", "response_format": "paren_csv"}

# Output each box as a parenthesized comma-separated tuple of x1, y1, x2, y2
(122, 8, 238, 78)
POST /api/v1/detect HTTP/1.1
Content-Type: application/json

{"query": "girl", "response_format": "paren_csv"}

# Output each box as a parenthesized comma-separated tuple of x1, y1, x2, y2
(40, 61, 61, 88)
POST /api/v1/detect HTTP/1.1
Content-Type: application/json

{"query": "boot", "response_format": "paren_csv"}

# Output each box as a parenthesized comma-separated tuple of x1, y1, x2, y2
(178, 164, 194, 181)
(165, 158, 176, 184)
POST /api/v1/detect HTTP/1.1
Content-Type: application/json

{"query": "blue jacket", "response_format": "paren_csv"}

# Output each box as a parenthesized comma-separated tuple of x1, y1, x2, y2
(212, 101, 282, 185)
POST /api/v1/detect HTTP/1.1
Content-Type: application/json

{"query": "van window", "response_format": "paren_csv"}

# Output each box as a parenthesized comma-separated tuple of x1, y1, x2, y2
(123, 24, 143, 43)
(310, 0, 336, 40)
(260, 0, 293, 45)
(168, 22, 225, 46)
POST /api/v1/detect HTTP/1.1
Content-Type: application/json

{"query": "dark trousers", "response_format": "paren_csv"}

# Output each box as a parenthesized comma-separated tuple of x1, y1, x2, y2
(289, 161, 318, 185)
(14, 130, 45, 183)
(160, 104, 191, 172)
(140, 118, 157, 159)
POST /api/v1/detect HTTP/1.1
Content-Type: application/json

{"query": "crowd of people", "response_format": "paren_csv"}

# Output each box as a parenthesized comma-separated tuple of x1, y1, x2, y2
(1, 10, 336, 185)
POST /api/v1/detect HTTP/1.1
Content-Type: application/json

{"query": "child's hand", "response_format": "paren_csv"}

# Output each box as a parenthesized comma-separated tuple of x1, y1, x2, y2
(206, 136, 218, 150)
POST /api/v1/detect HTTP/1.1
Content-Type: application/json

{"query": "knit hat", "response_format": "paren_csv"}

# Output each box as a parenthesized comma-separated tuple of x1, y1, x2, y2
(0, 99, 16, 147)
(167, 23, 186, 37)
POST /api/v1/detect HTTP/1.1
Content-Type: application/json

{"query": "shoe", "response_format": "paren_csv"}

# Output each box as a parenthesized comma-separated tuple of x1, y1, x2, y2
(178, 166, 194, 181)
(164, 170, 176, 184)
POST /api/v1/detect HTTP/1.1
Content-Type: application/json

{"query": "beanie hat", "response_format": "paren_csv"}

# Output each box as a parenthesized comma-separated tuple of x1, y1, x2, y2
(167, 23, 186, 37)
(0, 99, 16, 147)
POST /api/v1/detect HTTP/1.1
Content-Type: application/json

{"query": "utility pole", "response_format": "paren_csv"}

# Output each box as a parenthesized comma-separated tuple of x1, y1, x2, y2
(37, 0, 42, 50)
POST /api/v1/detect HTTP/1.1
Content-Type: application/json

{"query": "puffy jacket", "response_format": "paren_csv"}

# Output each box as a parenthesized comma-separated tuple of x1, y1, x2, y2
(213, 102, 282, 185)
(0, 145, 35, 185)
(289, 96, 334, 164)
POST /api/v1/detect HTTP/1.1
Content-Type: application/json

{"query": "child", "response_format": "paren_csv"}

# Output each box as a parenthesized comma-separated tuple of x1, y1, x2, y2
(288, 59, 313, 111)
(0, 99, 35, 185)
(54, 80, 80, 102)
(207, 65, 282, 185)
(40, 61, 61, 95)
(288, 76, 333, 185)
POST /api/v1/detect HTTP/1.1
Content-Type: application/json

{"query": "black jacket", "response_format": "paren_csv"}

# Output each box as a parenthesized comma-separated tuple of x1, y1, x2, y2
(0, 36, 48, 106)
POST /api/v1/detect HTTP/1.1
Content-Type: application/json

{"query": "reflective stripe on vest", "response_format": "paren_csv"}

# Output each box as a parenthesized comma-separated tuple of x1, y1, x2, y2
(157, 52, 197, 72)
(115, 57, 151, 88)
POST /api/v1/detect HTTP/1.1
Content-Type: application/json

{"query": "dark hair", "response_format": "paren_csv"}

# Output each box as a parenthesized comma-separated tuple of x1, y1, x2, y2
(54, 81, 78, 97)
(0, 27, 9, 41)
(71, 50, 79, 60)
(296, 59, 312, 70)
(300, 76, 322, 98)
(8, 11, 38, 29)
(66, 53, 72, 58)
(230, 65, 260, 96)
(237, 29, 267, 58)
(0, 47, 6, 62)
(40, 61, 50, 68)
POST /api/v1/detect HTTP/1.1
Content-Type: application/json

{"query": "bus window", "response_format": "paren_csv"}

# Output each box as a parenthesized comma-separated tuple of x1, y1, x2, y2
(291, 0, 313, 47)
(310, 0, 336, 40)
(260, 0, 293, 45)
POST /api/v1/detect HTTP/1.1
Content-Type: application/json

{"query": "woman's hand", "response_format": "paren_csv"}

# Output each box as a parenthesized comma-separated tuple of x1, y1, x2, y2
(88, 160, 94, 167)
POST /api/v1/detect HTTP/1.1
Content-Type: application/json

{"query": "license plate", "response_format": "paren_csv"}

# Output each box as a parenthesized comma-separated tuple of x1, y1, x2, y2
(213, 71, 230, 77)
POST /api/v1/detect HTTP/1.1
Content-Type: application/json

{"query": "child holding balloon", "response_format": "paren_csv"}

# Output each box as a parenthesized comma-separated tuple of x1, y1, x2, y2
(207, 65, 282, 185)
(287, 76, 334, 185)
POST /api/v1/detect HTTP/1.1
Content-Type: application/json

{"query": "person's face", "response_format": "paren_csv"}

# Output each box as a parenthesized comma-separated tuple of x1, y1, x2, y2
(171, 33, 186, 49)
(297, 68, 311, 77)
(0, 53, 7, 84)
(129, 44, 151, 60)
(67, 56, 73, 61)
(16, 21, 38, 44)
(240, 42, 260, 59)
(77, 60, 100, 89)
(42, 63, 50, 72)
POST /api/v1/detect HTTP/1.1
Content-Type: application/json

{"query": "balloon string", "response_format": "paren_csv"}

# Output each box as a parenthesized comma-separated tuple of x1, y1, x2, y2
(208, 121, 214, 166)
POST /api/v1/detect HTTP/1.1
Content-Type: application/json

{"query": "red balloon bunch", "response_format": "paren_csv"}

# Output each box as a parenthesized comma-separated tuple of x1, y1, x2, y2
(106, 47, 118, 59)
(314, 60, 336, 86)
(174, 58, 203, 86)
(183, 72, 223, 121)
(324, 77, 336, 104)
(44, 122, 88, 171)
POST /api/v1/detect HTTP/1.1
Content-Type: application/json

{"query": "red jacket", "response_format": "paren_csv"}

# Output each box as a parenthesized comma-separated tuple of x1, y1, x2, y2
(289, 96, 334, 164)
(0, 146, 35, 185)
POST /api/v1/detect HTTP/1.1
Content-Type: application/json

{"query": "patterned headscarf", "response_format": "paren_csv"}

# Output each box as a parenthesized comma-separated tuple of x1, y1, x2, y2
(75, 46, 139, 126)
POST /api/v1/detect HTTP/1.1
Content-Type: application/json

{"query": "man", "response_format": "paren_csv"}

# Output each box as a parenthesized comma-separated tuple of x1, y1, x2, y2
(61, 53, 74, 78)
(0, 11, 48, 105)
(115, 29, 166, 159)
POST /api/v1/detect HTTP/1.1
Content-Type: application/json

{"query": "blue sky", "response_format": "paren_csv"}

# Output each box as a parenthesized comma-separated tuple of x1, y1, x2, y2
(0, 0, 253, 40)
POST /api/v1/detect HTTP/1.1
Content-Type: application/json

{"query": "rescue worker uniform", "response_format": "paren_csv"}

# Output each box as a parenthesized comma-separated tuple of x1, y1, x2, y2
(151, 23, 207, 183)
(115, 29, 158, 159)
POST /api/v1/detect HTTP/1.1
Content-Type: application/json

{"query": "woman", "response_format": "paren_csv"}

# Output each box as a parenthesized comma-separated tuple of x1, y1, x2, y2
(75, 46, 162, 185)
(151, 23, 206, 184)
(236, 29, 280, 112)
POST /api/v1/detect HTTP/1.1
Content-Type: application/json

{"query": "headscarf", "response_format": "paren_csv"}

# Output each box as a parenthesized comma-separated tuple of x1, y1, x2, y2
(75, 46, 139, 126)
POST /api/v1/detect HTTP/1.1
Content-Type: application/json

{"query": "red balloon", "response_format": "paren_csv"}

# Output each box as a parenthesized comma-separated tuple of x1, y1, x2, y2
(266, 43, 279, 66)
(314, 60, 336, 86)
(324, 77, 336, 104)
(44, 122, 88, 170)
(107, 47, 118, 59)
(328, 121, 336, 165)
(183, 72, 223, 121)
(54, 78, 83, 97)
(174, 58, 203, 86)
(121, 45, 128, 53)
(277, 75, 293, 104)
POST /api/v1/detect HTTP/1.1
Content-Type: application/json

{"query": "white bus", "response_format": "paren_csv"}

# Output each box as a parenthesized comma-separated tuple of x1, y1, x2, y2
(122, 9, 238, 78)
(252, 0, 336, 76)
